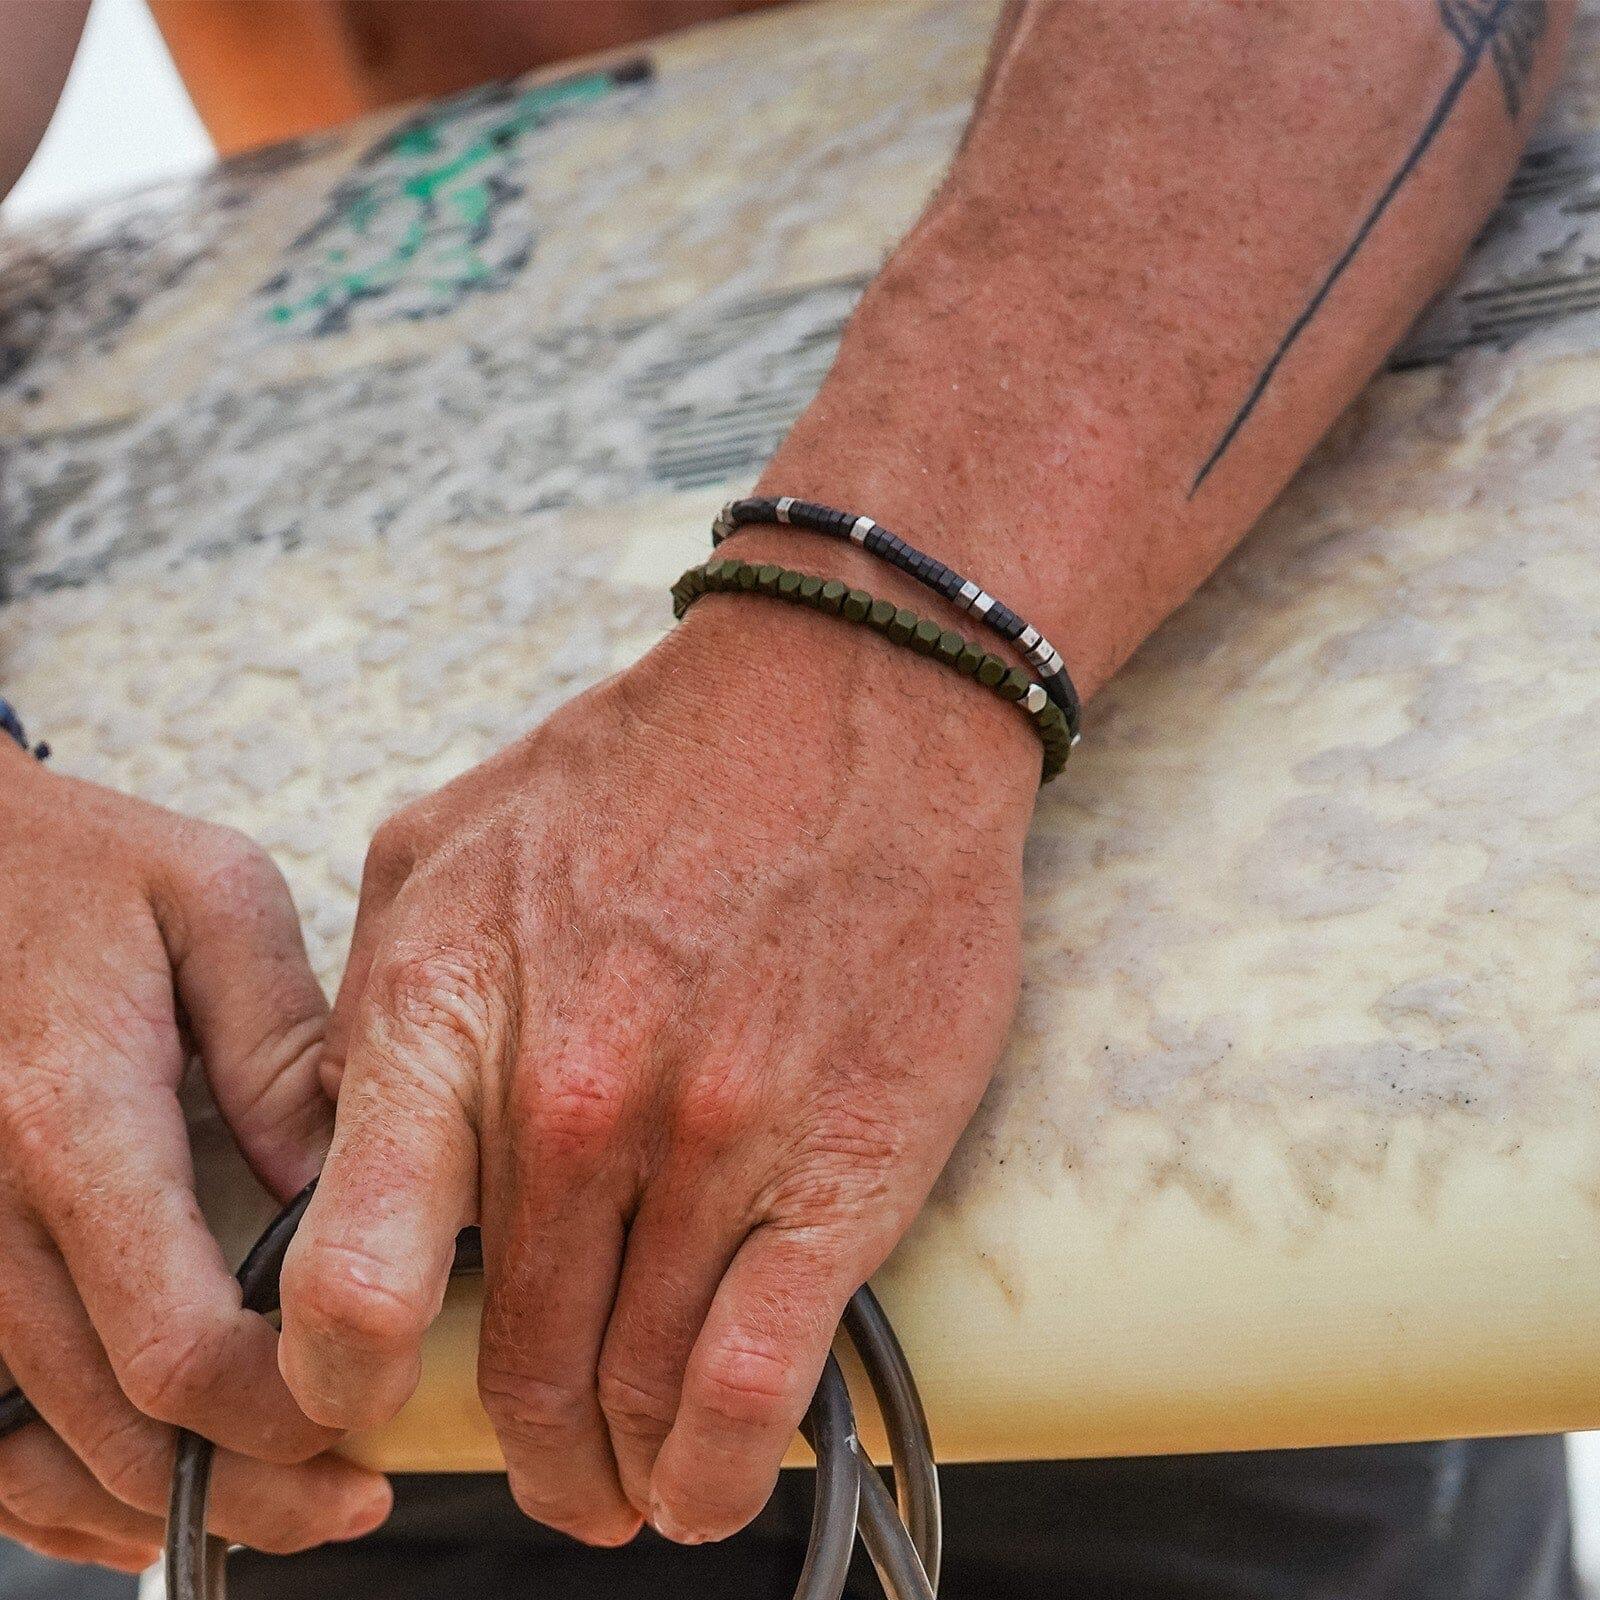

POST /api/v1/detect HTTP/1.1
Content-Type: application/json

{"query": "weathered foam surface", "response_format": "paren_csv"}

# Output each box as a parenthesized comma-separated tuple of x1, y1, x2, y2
(3, 0, 1600, 1468)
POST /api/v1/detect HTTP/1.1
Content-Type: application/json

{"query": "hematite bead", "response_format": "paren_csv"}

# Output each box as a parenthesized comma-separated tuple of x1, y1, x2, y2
(998, 668, 1031, 702)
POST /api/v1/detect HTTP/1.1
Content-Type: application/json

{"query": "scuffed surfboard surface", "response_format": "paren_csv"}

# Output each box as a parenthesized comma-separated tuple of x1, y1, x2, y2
(3, 0, 1600, 1466)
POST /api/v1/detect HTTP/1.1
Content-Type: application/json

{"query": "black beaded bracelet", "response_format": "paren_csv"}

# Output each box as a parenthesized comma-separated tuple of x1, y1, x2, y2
(672, 559, 1072, 783)
(713, 496, 1081, 744)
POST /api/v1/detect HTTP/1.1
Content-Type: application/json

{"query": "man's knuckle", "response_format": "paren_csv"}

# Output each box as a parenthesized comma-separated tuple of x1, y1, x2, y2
(0, 1466, 64, 1526)
(479, 1365, 590, 1445)
(367, 813, 413, 870)
(376, 947, 502, 1057)
(83, 1415, 160, 1510)
(364, 811, 431, 896)
(283, 1243, 432, 1354)
(595, 1365, 677, 1440)
(0, 1068, 76, 1179)
(766, 1106, 908, 1221)
(189, 825, 283, 902)
(694, 1338, 803, 1430)
(519, 1065, 629, 1165)
(803, 1101, 905, 1169)
(672, 1067, 760, 1154)
(115, 1311, 227, 1422)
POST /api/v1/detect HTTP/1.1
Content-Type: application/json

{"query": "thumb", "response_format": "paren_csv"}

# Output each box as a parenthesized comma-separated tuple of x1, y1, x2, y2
(156, 826, 334, 1200)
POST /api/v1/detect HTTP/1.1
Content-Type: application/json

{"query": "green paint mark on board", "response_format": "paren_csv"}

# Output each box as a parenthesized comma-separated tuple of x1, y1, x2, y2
(257, 61, 650, 336)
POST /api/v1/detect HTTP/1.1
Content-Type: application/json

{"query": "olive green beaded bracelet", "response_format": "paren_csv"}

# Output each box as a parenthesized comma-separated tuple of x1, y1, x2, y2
(671, 558, 1072, 783)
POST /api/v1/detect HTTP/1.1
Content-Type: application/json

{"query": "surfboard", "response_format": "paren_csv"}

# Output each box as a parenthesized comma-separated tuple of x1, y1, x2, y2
(3, 0, 1600, 1471)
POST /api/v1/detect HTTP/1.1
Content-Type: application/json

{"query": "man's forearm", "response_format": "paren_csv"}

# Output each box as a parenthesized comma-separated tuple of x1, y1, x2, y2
(726, 0, 1567, 700)
(0, 0, 88, 202)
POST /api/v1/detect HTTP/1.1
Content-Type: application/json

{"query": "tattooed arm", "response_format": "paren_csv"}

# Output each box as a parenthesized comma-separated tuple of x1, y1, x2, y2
(726, 0, 1569, 698)
(276, 0, 1569, 1550)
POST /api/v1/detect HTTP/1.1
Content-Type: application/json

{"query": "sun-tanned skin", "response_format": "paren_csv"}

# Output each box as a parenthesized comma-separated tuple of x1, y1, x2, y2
(0, 1, 88, 199)
(0, 0, 1570, 1572)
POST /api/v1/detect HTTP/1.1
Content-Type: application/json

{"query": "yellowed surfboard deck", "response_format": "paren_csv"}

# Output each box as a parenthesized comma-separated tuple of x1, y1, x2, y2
(4, 0, 1600, 1470)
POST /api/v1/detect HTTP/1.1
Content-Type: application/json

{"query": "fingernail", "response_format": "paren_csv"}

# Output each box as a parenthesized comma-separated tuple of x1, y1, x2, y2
(340, 1482, 394, 1540)
(649, 1500, 705, 1545)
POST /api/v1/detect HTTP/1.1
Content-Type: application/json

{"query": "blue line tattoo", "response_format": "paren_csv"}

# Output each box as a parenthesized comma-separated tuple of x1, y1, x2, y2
(1190, 0, 1547, 494)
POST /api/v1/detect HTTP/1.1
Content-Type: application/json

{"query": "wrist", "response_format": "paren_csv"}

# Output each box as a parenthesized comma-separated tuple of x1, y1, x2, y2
(0, 732, 45, 784)
(639, 562, 1042, 817)
(739, 218, 1133, 700)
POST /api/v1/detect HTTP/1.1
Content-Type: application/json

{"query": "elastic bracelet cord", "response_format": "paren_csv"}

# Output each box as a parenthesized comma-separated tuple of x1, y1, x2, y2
(713, 496, 1081, 744)
(672, 559, 1072, 783)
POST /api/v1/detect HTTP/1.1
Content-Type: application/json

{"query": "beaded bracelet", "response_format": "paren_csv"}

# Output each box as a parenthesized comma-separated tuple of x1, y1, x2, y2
(672, 558, 1072, 783)
(712, 495, 1081, 743)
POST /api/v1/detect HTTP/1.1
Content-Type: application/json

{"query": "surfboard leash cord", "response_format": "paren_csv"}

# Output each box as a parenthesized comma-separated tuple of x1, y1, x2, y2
(0, 1179, 942, 1600)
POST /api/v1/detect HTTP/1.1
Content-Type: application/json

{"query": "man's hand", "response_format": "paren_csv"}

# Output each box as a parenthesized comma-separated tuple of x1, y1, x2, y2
(0, 744, 391, 1569)
(278, 597, 1038, 1545)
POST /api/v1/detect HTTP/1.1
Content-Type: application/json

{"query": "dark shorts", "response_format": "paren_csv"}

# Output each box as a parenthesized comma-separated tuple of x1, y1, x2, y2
(233, 1436, 1578, 1600)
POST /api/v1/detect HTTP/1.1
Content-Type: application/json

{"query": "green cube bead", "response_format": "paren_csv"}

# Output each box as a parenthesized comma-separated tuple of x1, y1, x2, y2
(887, 607, 917, 644)
(999, 667, 1032, 702)
(778, 569, 803, 598)
(842, 588, 872, 622)
(799, 576, 825, 604)
(935, 629, 964, 665)
(868, 598, 896, 629)
(956, 643, 985, 676)
(735, 562, 759, 590)
(755, 563, 782, 593)
(819, 579, 848, 613)
(976, 655, 1006, 687)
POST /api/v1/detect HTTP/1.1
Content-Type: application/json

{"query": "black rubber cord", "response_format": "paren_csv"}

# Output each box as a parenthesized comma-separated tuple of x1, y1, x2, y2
(0, 1182, 940, 1600)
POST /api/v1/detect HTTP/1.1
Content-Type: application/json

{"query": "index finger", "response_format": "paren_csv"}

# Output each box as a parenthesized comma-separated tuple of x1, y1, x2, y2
(9, 1046, 336, 1465)
(278, 945, 488, 1433)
